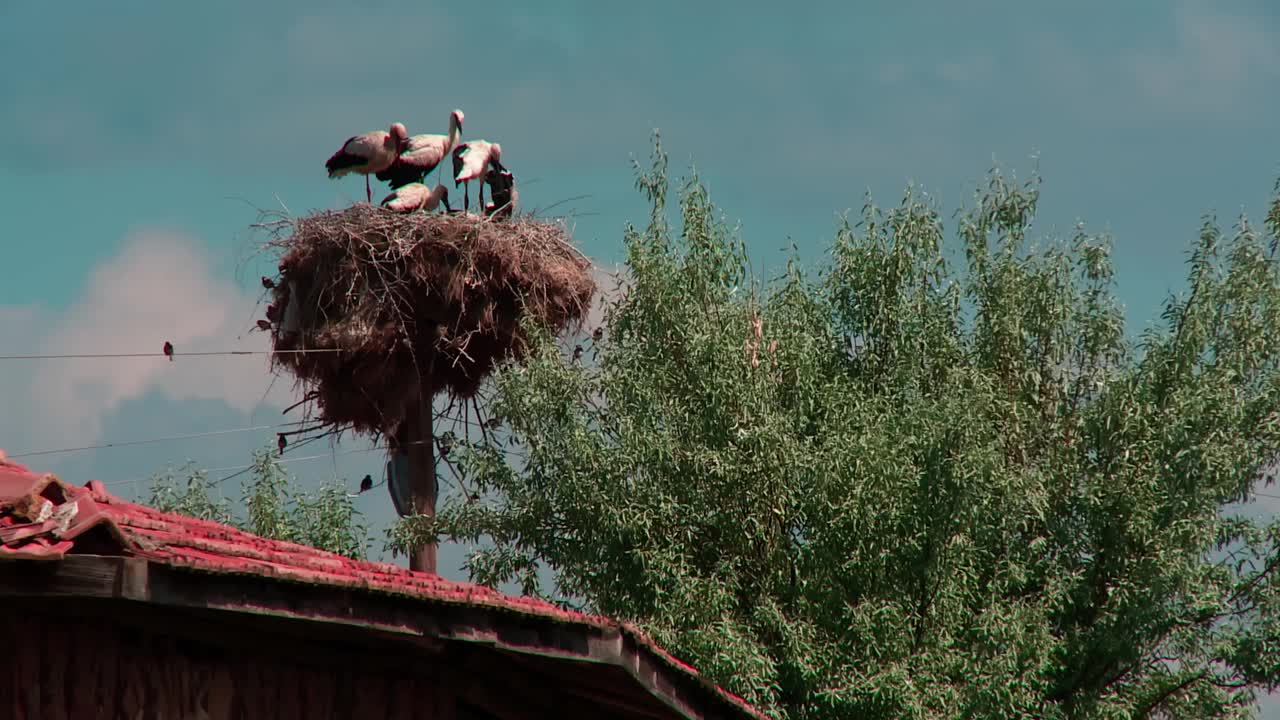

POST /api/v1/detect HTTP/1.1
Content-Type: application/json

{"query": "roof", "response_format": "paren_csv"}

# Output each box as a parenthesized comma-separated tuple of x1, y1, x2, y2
(0, 455, 771, 720)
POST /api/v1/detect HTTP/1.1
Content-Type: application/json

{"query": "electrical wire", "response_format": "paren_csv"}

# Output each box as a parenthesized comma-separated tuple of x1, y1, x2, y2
(104, 444, 399, 488)
(0, 348, 348, 360)
(102, 439, 429, 489)
(7, 404, 496, 464)
(8, 422, 311, 459)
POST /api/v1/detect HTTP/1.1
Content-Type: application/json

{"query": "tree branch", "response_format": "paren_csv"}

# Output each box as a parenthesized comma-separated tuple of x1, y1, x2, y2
(1135, 671, 1206, 719)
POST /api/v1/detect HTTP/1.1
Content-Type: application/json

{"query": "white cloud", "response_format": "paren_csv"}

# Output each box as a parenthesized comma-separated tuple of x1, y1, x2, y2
(1128, 2, 1280, 113)
(0, 228, 297, 454)
(0, 305, 47, 342)
(936, 56, 995, 87)
(1023, 3, 1279, 126)
(282, 11, 457, 79)
(877, 63, 908, 86)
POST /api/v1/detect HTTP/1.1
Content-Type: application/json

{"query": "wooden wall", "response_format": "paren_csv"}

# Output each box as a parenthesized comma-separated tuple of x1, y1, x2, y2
(0, 602, 458, 720)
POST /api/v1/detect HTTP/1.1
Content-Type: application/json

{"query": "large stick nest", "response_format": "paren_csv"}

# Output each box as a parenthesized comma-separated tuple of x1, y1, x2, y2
(259, 205, 595, 436)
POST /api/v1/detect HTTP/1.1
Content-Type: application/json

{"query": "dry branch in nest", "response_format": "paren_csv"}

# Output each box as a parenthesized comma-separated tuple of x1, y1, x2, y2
(257, 205, 595, 439)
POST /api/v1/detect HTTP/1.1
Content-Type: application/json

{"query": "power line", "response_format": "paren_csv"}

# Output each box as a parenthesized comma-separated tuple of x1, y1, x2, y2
(103, 445, 395, 488)
(104, 439, 430, 489)
(210, 464, 258, 488)
(0, 348, 349, 361)
(8, 422, 309, 460)
(8, 402, 499, 463)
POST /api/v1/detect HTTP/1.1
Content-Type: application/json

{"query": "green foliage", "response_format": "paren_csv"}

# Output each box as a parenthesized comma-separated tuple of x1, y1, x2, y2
(147, 462, 234, 526)
(289, 479, 368, 560)
(398, 132, 1280, 719)
(149, 446, 368, 560)
(242, 448, 292, 539)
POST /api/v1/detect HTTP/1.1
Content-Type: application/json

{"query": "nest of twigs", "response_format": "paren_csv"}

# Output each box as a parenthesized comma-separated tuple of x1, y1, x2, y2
(258, 205, 595, 436)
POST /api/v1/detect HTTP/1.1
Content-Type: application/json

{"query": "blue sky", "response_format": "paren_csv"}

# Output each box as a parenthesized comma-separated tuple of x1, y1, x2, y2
(3, 1, 1280, 707)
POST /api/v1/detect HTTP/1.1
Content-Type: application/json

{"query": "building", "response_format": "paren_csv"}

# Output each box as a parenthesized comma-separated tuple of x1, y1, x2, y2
(0, 457, 770, 720)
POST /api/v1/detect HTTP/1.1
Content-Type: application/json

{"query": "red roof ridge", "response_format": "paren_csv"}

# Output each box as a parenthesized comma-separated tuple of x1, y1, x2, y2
(1, 463, 591, 616)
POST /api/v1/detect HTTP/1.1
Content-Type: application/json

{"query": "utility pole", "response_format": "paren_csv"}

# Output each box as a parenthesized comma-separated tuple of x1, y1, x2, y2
(403, 394, 438, 574)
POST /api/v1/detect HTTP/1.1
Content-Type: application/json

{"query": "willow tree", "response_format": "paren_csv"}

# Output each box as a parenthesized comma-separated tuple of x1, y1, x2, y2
(149, 446, 368, 560)
(409, 136, 1280, 719)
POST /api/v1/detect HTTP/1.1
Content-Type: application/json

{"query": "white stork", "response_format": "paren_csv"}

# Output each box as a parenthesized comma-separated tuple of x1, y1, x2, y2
(380, 183, 451, 214)
(377, 109, 465, 190)
(325, 122, 410, 202)
(451, 140, 503, 214)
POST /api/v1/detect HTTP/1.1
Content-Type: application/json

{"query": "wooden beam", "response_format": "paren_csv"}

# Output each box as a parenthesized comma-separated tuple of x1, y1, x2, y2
(498, 649, 674, 720)
(0, 554, 142, 600)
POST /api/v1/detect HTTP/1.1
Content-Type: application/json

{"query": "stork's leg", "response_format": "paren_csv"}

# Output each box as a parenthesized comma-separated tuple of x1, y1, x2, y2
(365, 175, 372, 203)
(463, 181, 470, 214)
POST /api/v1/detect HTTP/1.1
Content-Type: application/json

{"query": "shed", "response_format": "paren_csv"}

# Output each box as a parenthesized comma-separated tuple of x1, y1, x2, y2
(0, 457, 769, 720)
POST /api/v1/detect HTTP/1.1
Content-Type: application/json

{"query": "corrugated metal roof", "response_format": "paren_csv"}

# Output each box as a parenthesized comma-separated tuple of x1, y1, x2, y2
(0, 455, 771, 720)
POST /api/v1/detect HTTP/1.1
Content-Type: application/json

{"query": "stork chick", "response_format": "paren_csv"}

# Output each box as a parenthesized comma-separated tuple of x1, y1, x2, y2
(380, 183, 451, 214)
(484, 165, 518, 220)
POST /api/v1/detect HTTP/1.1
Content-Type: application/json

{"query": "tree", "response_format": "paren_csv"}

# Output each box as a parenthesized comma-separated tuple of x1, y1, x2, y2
(397, 134, 1280, 719)
(149, 446, 368, 560)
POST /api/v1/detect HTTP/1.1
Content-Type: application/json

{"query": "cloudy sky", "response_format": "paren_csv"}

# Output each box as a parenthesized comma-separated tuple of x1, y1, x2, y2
(3, 1, 1280, 704)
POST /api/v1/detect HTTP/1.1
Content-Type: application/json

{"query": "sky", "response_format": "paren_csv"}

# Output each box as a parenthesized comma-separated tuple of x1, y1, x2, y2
(3, 0, 1280, 710)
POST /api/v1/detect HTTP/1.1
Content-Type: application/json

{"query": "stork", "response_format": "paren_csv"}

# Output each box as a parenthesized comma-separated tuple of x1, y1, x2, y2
(451, 140, 502, 214)
(380, 183, 451, 214)
(484, 165, 518, 220)
(376, 110, 465, 190)
(325, 122, 409, 202)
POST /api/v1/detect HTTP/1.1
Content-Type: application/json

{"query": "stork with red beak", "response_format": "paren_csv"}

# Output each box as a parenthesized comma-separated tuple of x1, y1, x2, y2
(451, 140, 503, 214)
(377, 110, 465, 189)
(325, 122, 410, 202)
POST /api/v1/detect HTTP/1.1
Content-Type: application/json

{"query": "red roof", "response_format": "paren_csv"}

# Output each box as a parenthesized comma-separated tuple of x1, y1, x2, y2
(0, 455, 770, 720)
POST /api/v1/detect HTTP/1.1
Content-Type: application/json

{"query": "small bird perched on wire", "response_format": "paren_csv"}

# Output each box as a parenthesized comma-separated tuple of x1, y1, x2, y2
(359, 474, 373, 493)
(163, 341, 174, 361)
(277, 433, 287, 456)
